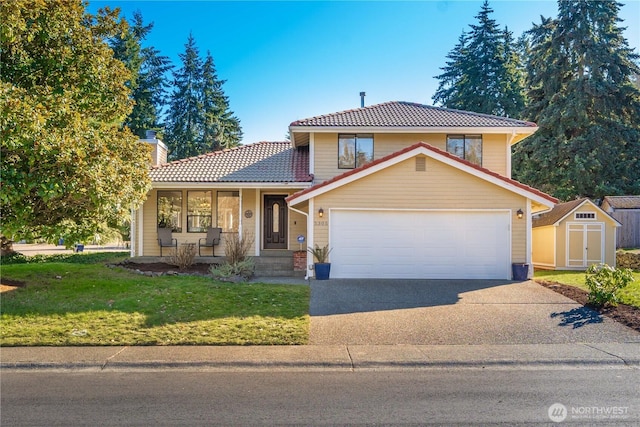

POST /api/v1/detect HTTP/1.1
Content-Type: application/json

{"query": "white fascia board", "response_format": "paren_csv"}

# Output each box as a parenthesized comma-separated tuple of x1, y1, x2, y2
(288, 145, 555, 208)
(151, 182, 312, 190)
(551, 199, 622, 227)
(289, 125, 537, 136)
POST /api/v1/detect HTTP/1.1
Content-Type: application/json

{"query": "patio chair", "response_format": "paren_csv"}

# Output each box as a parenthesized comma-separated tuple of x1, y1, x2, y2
(199, 227, 222, 256)
(157, 227, 177, 257)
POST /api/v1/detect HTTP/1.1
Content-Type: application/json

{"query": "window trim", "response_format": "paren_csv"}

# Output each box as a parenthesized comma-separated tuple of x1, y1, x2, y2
(446, 134, 482, 166)
(187, 190, 212, 233)
(338, 133, 374, 169)
(157, 190, 183, 233)
(217, 190, 240, 233)
(574, 212, 596, 220)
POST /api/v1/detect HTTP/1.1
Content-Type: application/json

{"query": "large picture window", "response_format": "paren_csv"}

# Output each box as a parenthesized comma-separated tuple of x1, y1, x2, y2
(338, 134, 374, 169)
(447, 135, 482, 166)
(217, 191, 239, 233)
(157, 190, 182, 232)
(187, 191, 212, 232)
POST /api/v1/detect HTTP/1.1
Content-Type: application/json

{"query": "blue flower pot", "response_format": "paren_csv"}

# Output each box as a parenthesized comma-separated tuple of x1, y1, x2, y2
(314, 263, 331, 280)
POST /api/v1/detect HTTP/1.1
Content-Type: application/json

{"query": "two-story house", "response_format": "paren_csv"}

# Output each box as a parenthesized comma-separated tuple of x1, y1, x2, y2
(131, 101, 557, 279)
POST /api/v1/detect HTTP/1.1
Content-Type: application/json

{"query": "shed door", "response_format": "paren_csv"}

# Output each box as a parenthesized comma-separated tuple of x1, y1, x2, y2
(330, 210, 511, 279)
(567, 223, 604, 268)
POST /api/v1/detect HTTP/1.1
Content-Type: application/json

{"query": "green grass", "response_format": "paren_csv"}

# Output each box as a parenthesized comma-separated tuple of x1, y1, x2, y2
(1, 253, 309, 346)
(534, 270, 640, 309)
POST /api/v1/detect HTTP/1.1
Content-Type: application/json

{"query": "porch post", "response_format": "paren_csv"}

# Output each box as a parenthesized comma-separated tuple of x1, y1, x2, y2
(254, 189, 260, 256)
(526, 199, 532, 279)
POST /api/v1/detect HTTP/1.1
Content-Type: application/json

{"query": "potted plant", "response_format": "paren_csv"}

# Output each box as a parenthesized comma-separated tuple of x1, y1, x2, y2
(308, 244, 332, 280)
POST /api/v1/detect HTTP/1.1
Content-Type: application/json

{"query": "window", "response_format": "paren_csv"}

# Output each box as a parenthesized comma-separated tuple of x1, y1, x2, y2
(575, 212, 596, 220)
(187, 191, 212, 232)
(338, 134, 374, 169)
(447, 135, 482, 166)
(217, 191, 239, 232)
(157, 191, 182, 232)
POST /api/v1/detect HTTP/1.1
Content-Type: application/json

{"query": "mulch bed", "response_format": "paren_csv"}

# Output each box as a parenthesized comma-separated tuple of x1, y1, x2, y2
(536, 280, 640, 333)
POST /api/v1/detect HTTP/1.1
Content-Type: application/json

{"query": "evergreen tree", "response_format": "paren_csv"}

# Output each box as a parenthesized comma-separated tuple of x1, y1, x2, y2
(110, 12, 172, 138)
(201, 51, 242, 151)
(165, 36, 242, 159)
(165, 34, 204, 159)
(433, 0, 525, 117)
(513, 1, 640, 200)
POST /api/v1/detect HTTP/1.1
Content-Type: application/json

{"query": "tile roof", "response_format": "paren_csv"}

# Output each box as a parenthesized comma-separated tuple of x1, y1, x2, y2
(532, 198, 587, 228)
(287, 142, 557, 206)
(602, 195, 640, 209)
(149, 141, 312, 183)
(290, 101, 537, 128)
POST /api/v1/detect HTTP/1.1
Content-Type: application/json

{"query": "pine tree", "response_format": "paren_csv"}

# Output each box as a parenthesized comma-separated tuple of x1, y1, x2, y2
(433, 0, 525, 117)
(165, 34, 204, 159)
(110, 12, 172, 138)
(165, 36, 242, 159)
(513, 1, 640, 200)
(201, 52, 242, 151)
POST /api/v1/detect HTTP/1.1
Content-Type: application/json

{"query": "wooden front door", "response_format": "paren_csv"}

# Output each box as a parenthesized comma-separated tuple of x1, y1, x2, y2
(264, 195, 287, 249)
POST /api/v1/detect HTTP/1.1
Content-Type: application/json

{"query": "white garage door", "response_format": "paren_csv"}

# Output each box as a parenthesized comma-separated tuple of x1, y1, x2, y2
(330, 210, 511, 279)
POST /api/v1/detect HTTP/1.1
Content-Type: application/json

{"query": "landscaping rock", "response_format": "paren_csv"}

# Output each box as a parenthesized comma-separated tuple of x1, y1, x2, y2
(617, 251, 640, 271)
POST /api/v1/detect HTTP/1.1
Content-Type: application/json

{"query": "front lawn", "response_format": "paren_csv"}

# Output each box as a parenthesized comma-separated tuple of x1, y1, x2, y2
(534, 270, 640, 309)
(1, 253, 309, 346)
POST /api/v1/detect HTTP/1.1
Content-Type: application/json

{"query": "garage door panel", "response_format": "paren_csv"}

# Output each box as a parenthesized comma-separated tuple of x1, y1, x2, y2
(330, 210, 510, 279)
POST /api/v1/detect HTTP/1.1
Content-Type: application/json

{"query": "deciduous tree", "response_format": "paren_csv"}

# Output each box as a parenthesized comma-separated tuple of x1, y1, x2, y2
(0, 0, 151, 245)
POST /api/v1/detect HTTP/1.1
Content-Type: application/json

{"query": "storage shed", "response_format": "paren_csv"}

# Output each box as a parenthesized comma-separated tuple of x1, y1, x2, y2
(532, 198, 620, 270)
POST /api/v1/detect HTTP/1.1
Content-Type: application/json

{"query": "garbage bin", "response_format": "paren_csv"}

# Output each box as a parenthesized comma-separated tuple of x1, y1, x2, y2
(512, 263, 529, 281)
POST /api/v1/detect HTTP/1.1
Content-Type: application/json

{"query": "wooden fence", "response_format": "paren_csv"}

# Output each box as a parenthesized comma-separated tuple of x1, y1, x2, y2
(611, 210, 640, 249)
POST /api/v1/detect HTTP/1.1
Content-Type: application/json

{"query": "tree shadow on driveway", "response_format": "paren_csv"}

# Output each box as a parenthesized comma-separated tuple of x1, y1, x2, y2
(551, 306, 604, 329)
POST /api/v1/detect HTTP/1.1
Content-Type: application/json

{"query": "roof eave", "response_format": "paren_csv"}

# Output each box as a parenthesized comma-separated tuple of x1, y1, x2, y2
(151, 181, 313, 189)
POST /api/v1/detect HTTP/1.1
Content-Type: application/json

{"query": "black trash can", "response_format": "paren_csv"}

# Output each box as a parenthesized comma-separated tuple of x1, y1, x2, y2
(512, 263, 529, 281)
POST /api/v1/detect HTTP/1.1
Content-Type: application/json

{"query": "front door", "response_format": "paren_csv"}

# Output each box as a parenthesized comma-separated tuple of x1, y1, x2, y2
(264, 195, 287, 249)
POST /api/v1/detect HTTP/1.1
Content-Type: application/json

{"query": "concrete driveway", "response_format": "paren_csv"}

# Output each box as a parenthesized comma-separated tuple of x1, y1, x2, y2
(310, 279, 640, 345)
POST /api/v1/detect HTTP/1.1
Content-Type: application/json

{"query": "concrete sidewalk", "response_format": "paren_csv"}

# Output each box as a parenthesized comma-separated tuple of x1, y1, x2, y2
(2, 343, 639, 372)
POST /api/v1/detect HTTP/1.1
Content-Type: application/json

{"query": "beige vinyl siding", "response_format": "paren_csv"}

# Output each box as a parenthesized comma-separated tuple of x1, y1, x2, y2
(481, 134, 508, 177)
(241, 189, 257, 255)
(532, 226, 556, 268)
(311, 156, 527, 263)
(313, 132, 510, 182)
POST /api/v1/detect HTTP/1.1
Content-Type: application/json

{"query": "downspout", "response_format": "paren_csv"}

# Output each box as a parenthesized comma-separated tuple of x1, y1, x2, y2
(130, 206, 136, 257)
(288, 205, 311, 280)
(526, 199, 532, 279)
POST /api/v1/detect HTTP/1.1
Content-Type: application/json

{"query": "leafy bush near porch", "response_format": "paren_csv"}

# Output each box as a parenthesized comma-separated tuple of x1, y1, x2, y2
(585, 264, 634, 307)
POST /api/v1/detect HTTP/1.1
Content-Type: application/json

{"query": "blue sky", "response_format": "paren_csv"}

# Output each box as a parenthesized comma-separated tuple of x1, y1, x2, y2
(88, 1, 640, 145)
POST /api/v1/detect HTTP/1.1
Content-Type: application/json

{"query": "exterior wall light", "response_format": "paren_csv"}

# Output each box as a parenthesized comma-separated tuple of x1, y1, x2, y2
(516, 209, 524, 219)
(318, 208, 324, 218)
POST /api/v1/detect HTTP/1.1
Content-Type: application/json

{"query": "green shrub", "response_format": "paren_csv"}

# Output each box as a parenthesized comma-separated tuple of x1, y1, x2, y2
(585, 263, 634, 307)
(210, 258, 255, 281)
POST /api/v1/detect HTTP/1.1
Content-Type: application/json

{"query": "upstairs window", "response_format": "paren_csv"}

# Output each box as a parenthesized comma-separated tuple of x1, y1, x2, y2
(187, 191, 212, 232)
(447, 135, 482, 166)
(157, 190, 182, 232)
(338, 134, 374, 169)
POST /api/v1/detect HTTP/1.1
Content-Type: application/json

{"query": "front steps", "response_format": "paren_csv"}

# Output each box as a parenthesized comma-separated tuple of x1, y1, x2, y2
(252, 250, 306, 278)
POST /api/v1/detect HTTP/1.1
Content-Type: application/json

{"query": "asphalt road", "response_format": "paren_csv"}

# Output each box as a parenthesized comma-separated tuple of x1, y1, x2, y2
(3, 368, 638, 425)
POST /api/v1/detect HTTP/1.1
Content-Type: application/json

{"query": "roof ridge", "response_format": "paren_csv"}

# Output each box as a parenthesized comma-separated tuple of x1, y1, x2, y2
(290, 101, 401, 126)
(150, 141, 292, 170)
